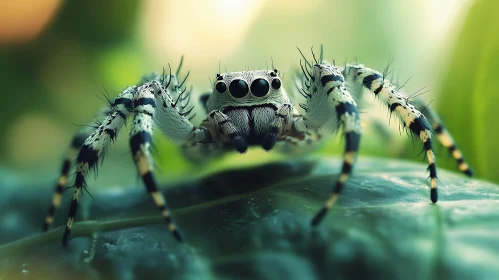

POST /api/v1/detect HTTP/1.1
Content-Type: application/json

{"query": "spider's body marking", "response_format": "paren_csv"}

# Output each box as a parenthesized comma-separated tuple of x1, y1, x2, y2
(43, 50, 473, 246)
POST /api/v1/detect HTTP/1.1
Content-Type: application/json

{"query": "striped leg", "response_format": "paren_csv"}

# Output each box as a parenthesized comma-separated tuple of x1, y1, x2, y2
(344, 65, 438, 203)
(294, 62, 361, 226)
(413, 99, 473, 177)
(62, 87, 135, 245)
(42, 130, 89, 231)
(130, 82, 185, 242)
(129, 113, 182, 242)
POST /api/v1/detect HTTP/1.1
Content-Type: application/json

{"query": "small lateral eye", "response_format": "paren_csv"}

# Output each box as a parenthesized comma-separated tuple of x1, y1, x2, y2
(271, 78, 281, 90)
(250, 78, 270, 97)
(215, 82, 227, 93)
(229, 79, 249, 98)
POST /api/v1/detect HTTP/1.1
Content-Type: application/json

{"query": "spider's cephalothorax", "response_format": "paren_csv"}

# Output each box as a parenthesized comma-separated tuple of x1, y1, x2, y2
(42, 49, 473, 246)
(201, 69, 295, 152)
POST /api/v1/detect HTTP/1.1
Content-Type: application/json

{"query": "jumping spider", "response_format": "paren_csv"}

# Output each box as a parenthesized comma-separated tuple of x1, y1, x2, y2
(42, 48, 472, 245)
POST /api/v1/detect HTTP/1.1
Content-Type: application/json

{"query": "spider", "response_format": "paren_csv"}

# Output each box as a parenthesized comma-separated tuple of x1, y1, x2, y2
(42, 48, 473, 245)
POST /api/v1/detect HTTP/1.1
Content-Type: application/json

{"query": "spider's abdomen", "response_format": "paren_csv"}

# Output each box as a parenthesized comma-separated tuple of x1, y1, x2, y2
(222, 104, 277, 146)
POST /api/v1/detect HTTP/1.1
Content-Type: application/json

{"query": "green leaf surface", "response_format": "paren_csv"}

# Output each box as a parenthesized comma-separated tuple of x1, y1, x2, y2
(1, 158, 498, 280)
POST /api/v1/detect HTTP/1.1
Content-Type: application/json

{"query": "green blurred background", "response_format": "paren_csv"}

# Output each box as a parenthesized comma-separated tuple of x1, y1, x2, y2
(0, 0, 497, 187)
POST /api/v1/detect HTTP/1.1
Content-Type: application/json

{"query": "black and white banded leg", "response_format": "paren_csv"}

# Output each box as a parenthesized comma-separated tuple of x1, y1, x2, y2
(42, 129, 89, 231)
(128, 80, 194, 242)
(127, 77, 208, 243)
(58, 72, 207, 245)
(294, 62, 361, 226)
(413, 99, 473, 177)
(344, 65, 438, 203)
(62, 86, 135, 245)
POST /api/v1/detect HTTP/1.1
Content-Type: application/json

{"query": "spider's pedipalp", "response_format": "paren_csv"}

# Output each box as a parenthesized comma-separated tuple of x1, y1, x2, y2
(262, 104, 293, 151)
(344, 65, 438, 203)
(203, 110, 248, 153)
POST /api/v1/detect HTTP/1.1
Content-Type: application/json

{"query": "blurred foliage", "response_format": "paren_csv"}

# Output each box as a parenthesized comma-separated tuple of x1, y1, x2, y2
(52, 0, 141, 45)
(0, 0, 144, 184)
(437, 0, 499, 183)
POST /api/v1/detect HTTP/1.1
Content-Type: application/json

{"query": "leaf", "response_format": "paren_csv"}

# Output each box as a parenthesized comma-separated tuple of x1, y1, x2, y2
(437, 0, 499, 183)
(0, 158, 498, 279)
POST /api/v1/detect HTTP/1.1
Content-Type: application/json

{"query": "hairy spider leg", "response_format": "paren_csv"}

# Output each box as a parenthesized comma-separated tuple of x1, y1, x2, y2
(343, 65, 438, 203)
(42, 130, 89, 231)
(293, 61, 361, 226)
(62, 86, 136, 245)
(413, 99, 473, 177)
(127, 81, 189, 242)
(53, 62, 208, 245)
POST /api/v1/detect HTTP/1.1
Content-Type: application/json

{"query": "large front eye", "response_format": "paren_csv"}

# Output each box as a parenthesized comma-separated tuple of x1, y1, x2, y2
(250, 78, 270, 97)
(229, 79, 249, 98)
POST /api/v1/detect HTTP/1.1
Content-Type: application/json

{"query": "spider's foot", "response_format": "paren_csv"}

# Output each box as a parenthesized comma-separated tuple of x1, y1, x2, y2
(431, 188, 438, 203)
(42, 221, 50, 232)
(262, 133, 277, 151)
(62, 227, 71, 246)
(172, 229, 184, 243)
(232, 136, 248, 153)
(461, 166, 473, 177)
(464, 169, 473, 177)
(311, 207, 328, 227)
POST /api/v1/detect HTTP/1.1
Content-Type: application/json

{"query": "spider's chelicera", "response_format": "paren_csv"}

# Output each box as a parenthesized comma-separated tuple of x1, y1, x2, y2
(42, 48, 473, 245)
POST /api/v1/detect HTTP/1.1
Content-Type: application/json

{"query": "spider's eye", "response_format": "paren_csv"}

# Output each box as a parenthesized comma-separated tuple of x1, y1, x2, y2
(215, 82, 227, 93)
(250, 78, 270, 97)
(229, 79, 249, 98)
(271, 78, 281, 90)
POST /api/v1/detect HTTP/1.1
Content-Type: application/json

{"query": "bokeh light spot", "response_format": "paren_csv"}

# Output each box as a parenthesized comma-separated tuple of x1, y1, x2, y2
(0, 0, 62, 44)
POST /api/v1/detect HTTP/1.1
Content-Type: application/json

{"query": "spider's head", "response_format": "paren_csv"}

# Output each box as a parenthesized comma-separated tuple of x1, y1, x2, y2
(204, 69, 290, 111)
